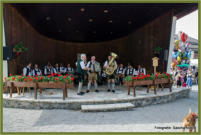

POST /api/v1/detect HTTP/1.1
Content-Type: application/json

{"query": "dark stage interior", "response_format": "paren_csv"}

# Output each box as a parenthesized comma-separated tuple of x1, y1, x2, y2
(3, 3, 198, 74)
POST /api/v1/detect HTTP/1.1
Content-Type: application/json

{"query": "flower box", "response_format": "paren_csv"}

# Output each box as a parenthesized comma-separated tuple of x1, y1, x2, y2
(37, 82, 65, 89)
(13, 81, 36, 87)
(37, 82, 67, 100)
(124, 81, 133, 86)
(133, 80, 153, 86)
(154, 78, 172, 84)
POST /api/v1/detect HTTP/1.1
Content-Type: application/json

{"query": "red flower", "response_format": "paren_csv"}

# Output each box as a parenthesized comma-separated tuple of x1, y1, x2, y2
(137, 77, 140, 80)
(132, 77, 135, 80)
(24, 78, 27, 82)
(48, 75, 51, 78)
(12, 77, 15, 81)
(71, 77, 74, 81)
(58, 74, 61, 77)
(167, 74, 170, 77)
(63, 76, 67, 79)
(55, 77, 59, 81)
(51, 73, 54, 77)
(141, 77, 144, 79)
(35, 77, 39, 81)
(9, 73, 12, 76)
(18, 76, 22, 79)
(40, 76, 43, 80)
(147, 74, 150, 78)
(69, 74, 72, 76)
(54, 73, 57, 76)
(30, 78, 33, 82)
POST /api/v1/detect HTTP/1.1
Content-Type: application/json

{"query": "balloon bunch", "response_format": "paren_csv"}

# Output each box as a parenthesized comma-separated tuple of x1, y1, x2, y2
(172, 32, 191, 71)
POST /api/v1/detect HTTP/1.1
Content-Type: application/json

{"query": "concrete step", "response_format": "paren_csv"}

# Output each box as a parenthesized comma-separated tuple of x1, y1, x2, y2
(81, 103, 135, 112)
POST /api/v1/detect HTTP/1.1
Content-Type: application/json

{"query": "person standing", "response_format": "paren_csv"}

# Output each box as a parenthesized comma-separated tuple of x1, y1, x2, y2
(32, 64, 42, 76)
(86, 56, 100, 93)
(195, 70, 198, 85)
(116, 64, 125, 85)
(104, 55, 117, 93)
(186, 70, 193, 87)
(176, 71, 182, 88)
(23, 63, 32, 76)
(76, 54, 89, 95)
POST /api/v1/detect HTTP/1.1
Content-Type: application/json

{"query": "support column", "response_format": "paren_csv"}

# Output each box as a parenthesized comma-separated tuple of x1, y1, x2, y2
(167, 16, 177, 73)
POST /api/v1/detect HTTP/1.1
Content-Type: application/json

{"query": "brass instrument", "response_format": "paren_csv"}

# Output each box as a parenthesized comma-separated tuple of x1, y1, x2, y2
(105, 52, 118, 75)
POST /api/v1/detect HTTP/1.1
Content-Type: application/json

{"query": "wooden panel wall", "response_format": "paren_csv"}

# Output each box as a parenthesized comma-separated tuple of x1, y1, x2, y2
(3, 4, 172, 74)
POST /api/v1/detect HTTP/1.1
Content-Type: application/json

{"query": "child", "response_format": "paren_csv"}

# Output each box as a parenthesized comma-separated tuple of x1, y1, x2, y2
(186, 71, 193, 87)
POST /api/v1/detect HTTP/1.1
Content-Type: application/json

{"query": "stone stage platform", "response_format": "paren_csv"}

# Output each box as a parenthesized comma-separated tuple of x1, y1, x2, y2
(3, 85, 190, 111)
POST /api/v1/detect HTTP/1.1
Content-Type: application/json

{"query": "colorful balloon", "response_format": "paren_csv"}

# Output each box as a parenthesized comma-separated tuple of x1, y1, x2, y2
(180, 32, 188, 43)
(174, 40, 179, 50)
(177, 56, 181, 63)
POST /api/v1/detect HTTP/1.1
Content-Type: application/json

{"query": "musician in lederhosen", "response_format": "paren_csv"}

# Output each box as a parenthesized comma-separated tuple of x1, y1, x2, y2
(44, 63, 54, 76)
(32, 64, 42, 76)
(137, 65, 146, 75)
(86, 56, 100, 93)
(116, 64, 126, 85)
(126, 65, 135, 76)
(104, 55, 117, 93)
(76, 54, 89, 95)
(66, 64, 74, 75)
(53, 63, 61, 75)
(60, 63, 66, 75)
(23, 63, 32, 76)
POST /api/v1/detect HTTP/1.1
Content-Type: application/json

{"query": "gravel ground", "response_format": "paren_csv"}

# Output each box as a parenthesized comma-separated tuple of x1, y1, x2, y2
(3, 85, 198, 132)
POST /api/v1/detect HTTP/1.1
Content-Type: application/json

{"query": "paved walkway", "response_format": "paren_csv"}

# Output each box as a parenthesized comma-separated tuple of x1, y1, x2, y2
(3, 85, 198, 132)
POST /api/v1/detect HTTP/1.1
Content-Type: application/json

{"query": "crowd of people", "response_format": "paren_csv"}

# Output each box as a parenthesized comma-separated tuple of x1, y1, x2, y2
(22, 54, 146, 95)
(171, 66, 198, 88)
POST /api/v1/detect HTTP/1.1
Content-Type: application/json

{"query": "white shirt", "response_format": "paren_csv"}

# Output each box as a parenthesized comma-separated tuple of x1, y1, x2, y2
(104, 60, 117, 67)
(80, 61, 87, 69)
(23, 67, 32, 76)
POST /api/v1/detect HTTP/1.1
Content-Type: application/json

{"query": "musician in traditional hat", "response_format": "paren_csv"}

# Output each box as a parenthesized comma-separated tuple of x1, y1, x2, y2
(76, 54, 89, 95)
(104, 55, 117, 93)
(23, 63, 32, 76)
(86, 56, 100, 93)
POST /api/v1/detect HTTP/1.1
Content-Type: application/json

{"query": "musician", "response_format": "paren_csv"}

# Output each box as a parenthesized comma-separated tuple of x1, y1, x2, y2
(126, 65, 135, 76)
(116, 64, 125, 85)
(137, 65, 146, 75)
(104, 55, 117, 93)
(32, 64, 42, 76)
(86, 56, 100, 93)
(23, 63, 32, 76)
(44, 63, 54, 76)
(76, 54, 89, 95)
(59, 63, 66, 75)
(53, 63, 61, 74)
(66, 64, 74, 75)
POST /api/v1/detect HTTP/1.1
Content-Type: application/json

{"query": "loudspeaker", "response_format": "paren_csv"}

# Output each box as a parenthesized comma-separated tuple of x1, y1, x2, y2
(3, 46, 13, 61)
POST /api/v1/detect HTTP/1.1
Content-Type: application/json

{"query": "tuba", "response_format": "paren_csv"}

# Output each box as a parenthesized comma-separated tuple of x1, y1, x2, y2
(105, 52, 118, 75)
